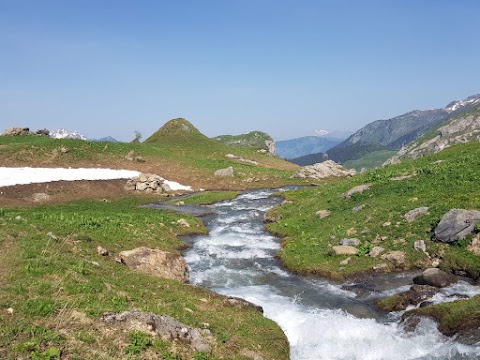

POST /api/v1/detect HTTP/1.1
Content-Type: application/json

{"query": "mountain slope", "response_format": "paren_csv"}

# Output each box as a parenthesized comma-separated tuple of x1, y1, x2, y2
(386, 102, 480, 164)
(325, 94, 480, 166)
(276, 136, 343, 159)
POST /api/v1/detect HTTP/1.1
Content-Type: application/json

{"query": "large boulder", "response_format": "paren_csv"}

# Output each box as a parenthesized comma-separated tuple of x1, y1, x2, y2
(102, 311, 211, 353)
(119, 247, 189, 282)
(413, 268, 457, 288)
(292, 160, 356, 180)
(434, 209, 480, 243)
(2, 127, 31, 136)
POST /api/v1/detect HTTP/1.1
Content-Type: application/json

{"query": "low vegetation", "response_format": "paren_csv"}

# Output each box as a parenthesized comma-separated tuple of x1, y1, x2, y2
(267, 142, 480, 280)
(0, 197, 289, 359)
(343, 150, 397, 171)
(168, 191, 241, 205)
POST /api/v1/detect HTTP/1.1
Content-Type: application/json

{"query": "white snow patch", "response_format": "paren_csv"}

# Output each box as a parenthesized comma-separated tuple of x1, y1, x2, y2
(0, 167, 192, 191)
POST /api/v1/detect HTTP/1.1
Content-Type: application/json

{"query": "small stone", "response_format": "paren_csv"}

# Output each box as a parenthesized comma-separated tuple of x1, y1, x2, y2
(431, 258, 441, 267)
(47, 232, 57, 240)
(340, 257, 352, 265)
(380, 251, 406, 266)
(175, 201, 186, 206)
(352, 205, 365, 213)
(177, 219, 190, 227)
(33, 193, 50, 203)
(199, 298, 208, 303)
(15, 216, 23, 221)
(214, 166, 234, 177)
(346, 228, 357, 236)
(369, 246, 385, 258)
(97, 246, 109, 256)
(383, 222, 391, 227)
(373, 263, 389, 271)
(404, 207, 430, 222)
(316, 210, 331, 219)
(332, 245, 358, 255)
(7, 308, 13, 315)
(184, 308, 194, 313)
(90, 261, 100, 266)
(414, 240, 427, 253)
(135, 182, 149, 191)
(341, 184, 372, 199)
(340, 238, 360, 247)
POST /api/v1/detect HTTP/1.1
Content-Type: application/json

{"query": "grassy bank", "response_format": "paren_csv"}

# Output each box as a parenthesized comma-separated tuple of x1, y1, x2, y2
(267, 142, 480, 280)
(0, 197, 289, 359)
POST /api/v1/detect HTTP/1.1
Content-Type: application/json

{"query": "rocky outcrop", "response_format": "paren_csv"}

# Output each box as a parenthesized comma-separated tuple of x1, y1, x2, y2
(434, 209, 480, 243)
(124, 173, 172, 193)
(2, 127, 31, 136)
(214, 166, 234, 177)
(292, 160, 356, 180)
(404, 207, 430, 222)
(101, 311, 211, 353)
(380, 251, 405, 267)
(413, 268, 457, 288)
(341, 184, 372, 199)
(385, 108, 480, 164)
(119, 247, 189, 282)
(368, 246, 385, 258)
(224, 296, 264, 313)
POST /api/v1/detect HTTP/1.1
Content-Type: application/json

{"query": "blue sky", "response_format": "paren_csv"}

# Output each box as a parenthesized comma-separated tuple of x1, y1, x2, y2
(1, 1, 479, 141)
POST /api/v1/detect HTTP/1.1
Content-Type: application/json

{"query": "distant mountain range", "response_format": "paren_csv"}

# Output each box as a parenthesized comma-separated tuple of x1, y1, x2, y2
(50, 129, 87, 140)
(276, 136, 343, 159)
(92, 136, 119, 143)
(293, 94, 480, 168)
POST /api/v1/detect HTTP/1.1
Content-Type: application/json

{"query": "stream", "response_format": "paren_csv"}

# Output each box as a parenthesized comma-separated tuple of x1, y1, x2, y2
(153, 188, 480, 359)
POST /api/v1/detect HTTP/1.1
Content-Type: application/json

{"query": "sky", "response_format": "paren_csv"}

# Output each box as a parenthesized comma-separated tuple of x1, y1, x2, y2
(1, 0, 480, 141)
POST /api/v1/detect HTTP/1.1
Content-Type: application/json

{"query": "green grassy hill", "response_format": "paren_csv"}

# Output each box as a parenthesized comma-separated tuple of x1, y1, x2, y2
(213, 131, 274, 153)
(0, 118, 299, 191)
(267, 141, 480, 281)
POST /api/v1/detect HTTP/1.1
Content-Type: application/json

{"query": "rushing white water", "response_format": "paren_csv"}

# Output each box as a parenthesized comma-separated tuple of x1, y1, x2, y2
(179, 188, 480, 360)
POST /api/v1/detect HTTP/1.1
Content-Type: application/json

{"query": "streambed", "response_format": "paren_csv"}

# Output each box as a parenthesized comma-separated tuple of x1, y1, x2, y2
(152, 188, 480, 359)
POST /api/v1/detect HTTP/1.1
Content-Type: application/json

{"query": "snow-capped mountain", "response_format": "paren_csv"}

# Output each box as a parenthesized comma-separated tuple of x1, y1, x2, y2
(445, 94, 480, 113)
(314, 129, 329, 136)
(50, 129, 87, 140)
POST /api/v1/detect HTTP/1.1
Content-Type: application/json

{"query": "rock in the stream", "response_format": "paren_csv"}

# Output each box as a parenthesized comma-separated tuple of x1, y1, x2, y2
(413, 268, 457, 288)
(376, 285, 439, 312)
(404, 207, 430, 222)
(434, 209, 480, 243)
(101, 311, 211, 352)
(119, 247, 189, 282)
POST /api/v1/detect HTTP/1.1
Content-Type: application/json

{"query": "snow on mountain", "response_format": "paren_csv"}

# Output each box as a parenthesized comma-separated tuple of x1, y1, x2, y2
(314, 129, 330, 136)
(445, 94, 480, 113)
(50, 129, 87, 140)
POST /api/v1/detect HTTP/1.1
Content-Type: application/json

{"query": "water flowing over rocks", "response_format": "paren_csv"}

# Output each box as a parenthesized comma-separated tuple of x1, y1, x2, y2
(119, 247, 189, 282)
(101, 311, 211, 353)
(434, 209, 480, 243)
(292, 160, 356, 180)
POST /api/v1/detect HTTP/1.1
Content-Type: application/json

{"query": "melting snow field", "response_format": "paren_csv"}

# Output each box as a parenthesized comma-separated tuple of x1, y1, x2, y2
(0, 167, 192, 191)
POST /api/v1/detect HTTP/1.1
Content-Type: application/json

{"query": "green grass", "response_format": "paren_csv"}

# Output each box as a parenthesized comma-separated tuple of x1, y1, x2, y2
(0, 197, 289, 359)
(267, 142, 480, 280)
(343, 150, 397, 171)
(168, 191, 241, 205)
(0, 125, 299, 191)
(213, 131, 273, 151)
